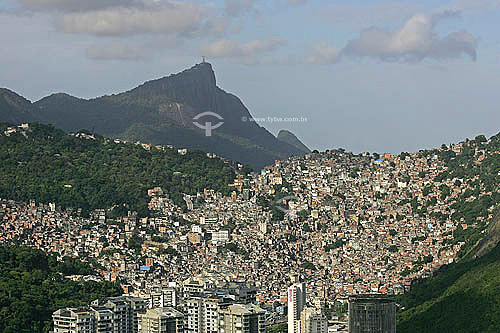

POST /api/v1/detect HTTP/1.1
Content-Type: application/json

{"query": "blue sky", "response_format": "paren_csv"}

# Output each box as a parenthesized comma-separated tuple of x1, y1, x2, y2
(1, 0, 499, 153)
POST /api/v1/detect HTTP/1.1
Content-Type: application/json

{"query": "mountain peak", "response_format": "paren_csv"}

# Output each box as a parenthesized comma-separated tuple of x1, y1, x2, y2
(132, 62, 217, 100)
(277, 130, 311, 154)
(0, 88, 35, 124)
(177, 61, 216, 86)
(0, 63, 308, 169)
(0, 88, 31, 103)
(168, 61, 216, 84)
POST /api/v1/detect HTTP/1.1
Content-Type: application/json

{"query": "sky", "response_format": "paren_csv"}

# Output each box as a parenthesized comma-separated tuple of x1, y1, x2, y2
(1, 0, 499, 153)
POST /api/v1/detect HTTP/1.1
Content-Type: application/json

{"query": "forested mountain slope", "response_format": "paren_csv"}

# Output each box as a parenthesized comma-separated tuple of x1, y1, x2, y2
(0, 123, 236, 216)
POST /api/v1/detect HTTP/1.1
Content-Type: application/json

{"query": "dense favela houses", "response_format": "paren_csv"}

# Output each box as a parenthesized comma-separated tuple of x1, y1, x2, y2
(2, 135, 498, 332)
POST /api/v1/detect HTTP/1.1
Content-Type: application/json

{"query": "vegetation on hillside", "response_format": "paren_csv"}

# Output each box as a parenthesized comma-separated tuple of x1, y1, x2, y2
(0, 123, 235, 216)
(397, 243, 500, 332)
(397, 133, 500, 332)
(433, 133, 500, 257)
(266, 323, 287, 333)
(0, 245, 122, 333)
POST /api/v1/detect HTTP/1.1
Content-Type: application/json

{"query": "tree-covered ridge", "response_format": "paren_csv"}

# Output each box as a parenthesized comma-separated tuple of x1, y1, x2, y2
(0, 245, 122, 333)
(0, 123, 236, 216)
(430, 134, 500, 257)
(397, 242, 500, 332)
(396, 133, 500, 332)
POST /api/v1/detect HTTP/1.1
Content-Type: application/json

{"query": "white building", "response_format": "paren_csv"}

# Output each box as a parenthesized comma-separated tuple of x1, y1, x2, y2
(192, 225, 203, 234)
(218, 304, 266, 333)
(211, 230, 229, 243)
(150, 287, 177, 308)
(300, 307, 328, 333)
(138, 307, 184, 333)
(92, 307, 113, 333)
(288, 283, 306, 333)
(54, 296, 148, 333)
(53, 308, 95, 333)
(185, 296, 233, 333)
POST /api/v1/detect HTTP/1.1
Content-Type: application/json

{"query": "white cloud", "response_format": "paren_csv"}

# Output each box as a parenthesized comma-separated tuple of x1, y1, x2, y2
(18, 0, 135, 12)
(16, 1, 231, 39)
(307, 42, 339, 64)
(201, 37, 287, 57)
(56, 2, 206, 36)
(342, 12, 477, 61)
(318, 2, 419, 31)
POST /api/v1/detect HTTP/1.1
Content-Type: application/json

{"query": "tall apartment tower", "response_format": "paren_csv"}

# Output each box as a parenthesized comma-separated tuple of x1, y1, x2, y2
(91, 297, 131, 332)
(91, 307, 114, 333)
(185, 295, 234, 333)
(348, 294, 396, 333)
(138, 307, 184, 333)
(288, 283, 306, 333)
(127, 296, 149, 332)
(218, 304, 266, 333)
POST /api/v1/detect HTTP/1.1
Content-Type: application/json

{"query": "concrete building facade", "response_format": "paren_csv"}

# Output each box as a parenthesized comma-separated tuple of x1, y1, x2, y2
(348, 294, 396, 333)
(218, 304, 266, 333)
(138, 307, 184, 333)
(288, 283, 306, 333)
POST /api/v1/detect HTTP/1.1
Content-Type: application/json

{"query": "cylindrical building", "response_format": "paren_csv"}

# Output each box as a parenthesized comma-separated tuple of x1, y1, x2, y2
(348, 294, 396, 333)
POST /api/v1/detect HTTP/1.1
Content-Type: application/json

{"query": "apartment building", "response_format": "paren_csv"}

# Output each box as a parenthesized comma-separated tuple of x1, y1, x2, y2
(185, 295, 234, 333)
(300, 307, 328, 333)
(288, 283, 306, 333)
(53, 308, 95, 333)
(54, 296, 148, 333)
(218, 304, 266, 333)
(138, 307, 184, 333)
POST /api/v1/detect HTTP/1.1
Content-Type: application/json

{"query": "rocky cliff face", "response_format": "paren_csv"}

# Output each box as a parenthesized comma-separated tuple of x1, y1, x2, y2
(132, 62, 218, 112)
(471, 208, 500, 260)
(0, 63, 308, 169)
(277, 129, 311, 154)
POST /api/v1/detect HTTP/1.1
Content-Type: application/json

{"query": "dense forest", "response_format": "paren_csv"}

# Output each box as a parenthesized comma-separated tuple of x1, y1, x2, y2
(0, 123, 236, 216)
(0, 245, 122, 332)
(397, 242, 500, 332)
